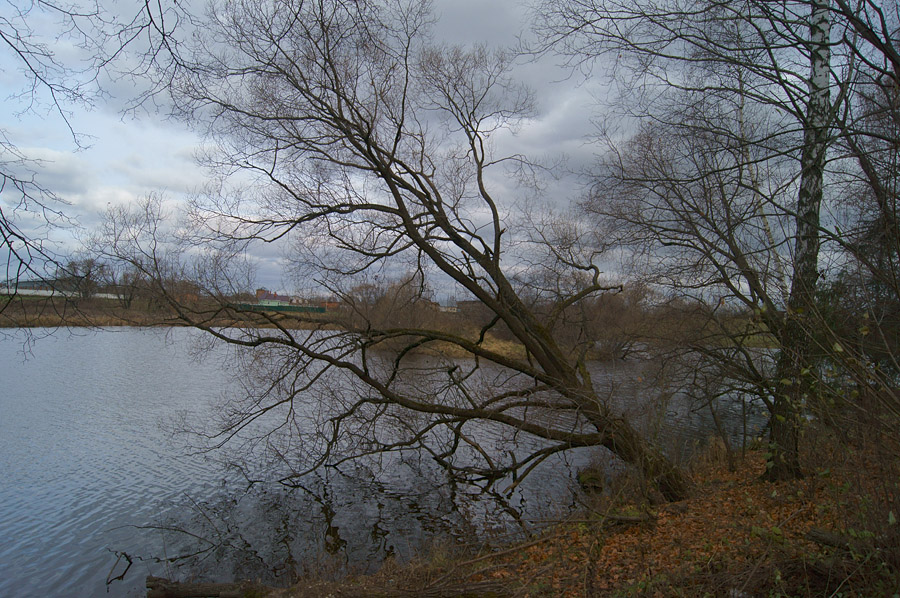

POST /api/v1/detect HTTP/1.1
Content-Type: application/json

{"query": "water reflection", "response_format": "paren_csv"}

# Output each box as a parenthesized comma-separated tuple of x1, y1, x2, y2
(147, 448, 582, 588)
(0, 328, 765, 597)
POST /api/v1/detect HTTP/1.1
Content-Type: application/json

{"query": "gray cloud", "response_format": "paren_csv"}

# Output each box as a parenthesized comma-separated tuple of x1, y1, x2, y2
(2, 0, 613, 282)
(432, 0, 524, 46)
(1, 146, 96, 197)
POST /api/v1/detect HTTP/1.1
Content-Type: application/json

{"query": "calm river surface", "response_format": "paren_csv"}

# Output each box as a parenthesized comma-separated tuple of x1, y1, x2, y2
(0, 328, 240, 597)
(0, 327, 753, 597)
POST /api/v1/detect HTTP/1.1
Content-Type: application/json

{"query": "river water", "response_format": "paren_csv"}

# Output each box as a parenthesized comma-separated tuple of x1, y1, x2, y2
(0, 328, 238, 596)
(0, 327, 759, 597)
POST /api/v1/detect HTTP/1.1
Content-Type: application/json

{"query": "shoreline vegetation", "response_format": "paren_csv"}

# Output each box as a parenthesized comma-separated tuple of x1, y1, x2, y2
(1, 295, 182, 329)
(0, 295, 532, 360)
(0, 294, 776, 353)
(2, 0, 897, 593)
(5, 295, 896, 596)
(147, 441, 899, 597)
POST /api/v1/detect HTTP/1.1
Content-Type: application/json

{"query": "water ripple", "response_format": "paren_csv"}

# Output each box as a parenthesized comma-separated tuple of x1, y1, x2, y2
(0, 328, 761, 597)
(0, 328, 236, 597)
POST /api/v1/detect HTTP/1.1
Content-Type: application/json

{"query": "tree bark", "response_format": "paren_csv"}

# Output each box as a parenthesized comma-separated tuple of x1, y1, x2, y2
(602, 416, 690, 501)
(765, 0, 831, 481)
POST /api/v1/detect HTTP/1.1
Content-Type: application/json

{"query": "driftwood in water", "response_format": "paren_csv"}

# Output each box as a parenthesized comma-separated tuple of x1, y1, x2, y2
(146, 576, 273, 598)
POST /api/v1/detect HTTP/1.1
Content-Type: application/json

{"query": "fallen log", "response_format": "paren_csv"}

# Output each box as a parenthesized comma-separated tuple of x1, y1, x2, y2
(146, 576, 274, 598)
(804, 528, 852, 550)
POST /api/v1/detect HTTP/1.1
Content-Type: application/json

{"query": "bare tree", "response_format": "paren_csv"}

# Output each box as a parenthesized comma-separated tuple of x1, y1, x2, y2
(822, 6, 900, 423)
(56, 256, 106, 299)
(532, 0, 859, 479)
(1, 0, 184, 309)
(97, 259, 147, 309)
(98, 0, 690, 500)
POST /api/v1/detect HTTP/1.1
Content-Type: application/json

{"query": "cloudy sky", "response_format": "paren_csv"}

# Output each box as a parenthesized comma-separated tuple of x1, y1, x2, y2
(1, 0, 607, 292)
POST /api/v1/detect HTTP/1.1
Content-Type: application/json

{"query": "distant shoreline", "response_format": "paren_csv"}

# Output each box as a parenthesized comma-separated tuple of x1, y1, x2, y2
(0, 295, 535, 361)
(1, 297, 162, 328)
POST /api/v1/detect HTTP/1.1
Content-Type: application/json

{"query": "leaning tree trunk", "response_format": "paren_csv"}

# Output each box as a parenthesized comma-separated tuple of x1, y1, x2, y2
(496, 283, 691, 501)
(766, 0, 831, 481)
(602, 416, 690, 501)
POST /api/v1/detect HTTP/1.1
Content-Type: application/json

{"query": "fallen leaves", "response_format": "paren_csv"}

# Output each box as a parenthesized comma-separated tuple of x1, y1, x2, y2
(279, 438, 899, 598)
(488, 450, 873, 596)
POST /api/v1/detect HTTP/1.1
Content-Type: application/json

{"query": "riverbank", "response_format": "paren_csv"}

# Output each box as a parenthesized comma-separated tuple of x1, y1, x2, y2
(414, 437, 896, 597)
(170, 436, 898, 597)
(3, 308, 890, 595)
(0, 296, 176, 328)
(0, 295, 531, 360)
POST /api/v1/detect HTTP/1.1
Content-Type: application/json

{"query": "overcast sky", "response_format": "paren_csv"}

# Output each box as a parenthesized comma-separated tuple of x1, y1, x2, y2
(1, 0, 607, 292)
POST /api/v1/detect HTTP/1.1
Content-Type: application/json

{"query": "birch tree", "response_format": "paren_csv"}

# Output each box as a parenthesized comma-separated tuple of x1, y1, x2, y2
(533, 0, 840, 479)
